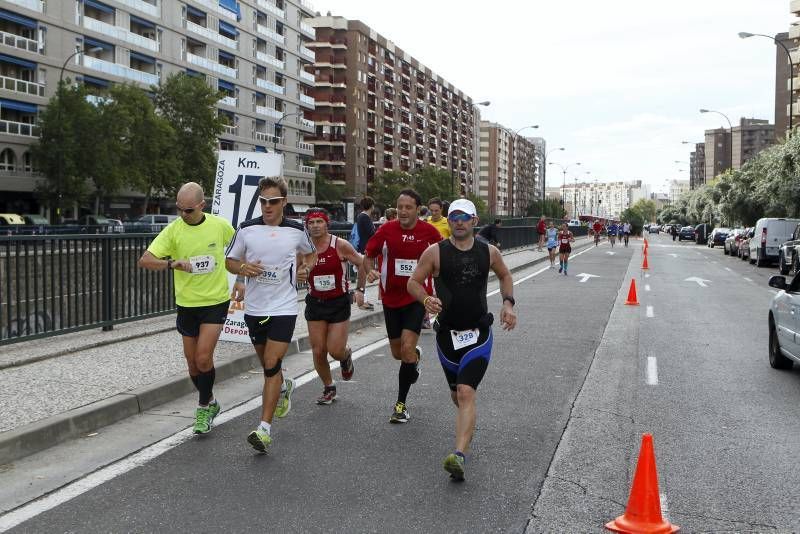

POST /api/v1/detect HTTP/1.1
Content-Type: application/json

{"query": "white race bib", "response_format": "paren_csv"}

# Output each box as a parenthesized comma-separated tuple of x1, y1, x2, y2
(451, 328, 479, 350)
(189, 255, 215, 275)
(313, 274, 336, 292)
(395, 258, 417, 277)
(256, 266, 281, 285)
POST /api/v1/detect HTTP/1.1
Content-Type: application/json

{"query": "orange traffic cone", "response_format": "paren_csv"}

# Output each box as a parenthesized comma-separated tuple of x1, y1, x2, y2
(642, 253, 649, 270)
(605, 434, 679, 533)
(644, 238, 649, 252)
(625, 279, 639, 305)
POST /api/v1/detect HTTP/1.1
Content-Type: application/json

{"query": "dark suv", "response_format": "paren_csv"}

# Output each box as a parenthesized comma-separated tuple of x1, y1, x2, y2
(778, 222, 800, 275)
(678, 226, 696, 241)
(694, 223, 712, 245)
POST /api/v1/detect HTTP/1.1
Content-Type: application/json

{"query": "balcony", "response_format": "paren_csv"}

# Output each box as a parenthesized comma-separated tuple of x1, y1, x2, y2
(0, 119, 39, 137)
(256, 51, 284, 69)
(0, 74, 45, 97)
(256, 105, 282, 119)
(299, 165, 316, 175)
(5, 0, 42, 12)
(297, 140, 314, 151)
(257, 24, 285, 45)
(218, 96, 237, 107)
(300, 21, 315, 38)
(793, 0, 800, 14)
(115, 0, 160, 16)
(83, 17, 159, 52)
(790, 25, 800, 40)
(186, 20, 237, 50)
(257, 0, 285, 19)
(299, 93, 315, 107)
(187, 52, 237, 78)
(299, 0, 314, 12)
(255, 131, 280, 143)
(300, 46, 315, 61)
(0, 30, 39, 53)
(83, 55, 159, 84)
(256, 78, 285, 95)
(299, 117, 314, 130)
(222, 124, 238, 136)
(193, 0, 237, 20)
(300, 70, 315, 84)
(792, 49, 800, 66)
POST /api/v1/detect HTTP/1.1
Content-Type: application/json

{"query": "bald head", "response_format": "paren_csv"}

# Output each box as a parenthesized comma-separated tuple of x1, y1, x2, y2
(177, 182, 204, 205)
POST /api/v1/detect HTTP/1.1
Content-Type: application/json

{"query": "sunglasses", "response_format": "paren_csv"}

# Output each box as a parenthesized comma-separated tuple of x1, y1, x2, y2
(259, 196, 285, 206)
(448, 212, 473, 222)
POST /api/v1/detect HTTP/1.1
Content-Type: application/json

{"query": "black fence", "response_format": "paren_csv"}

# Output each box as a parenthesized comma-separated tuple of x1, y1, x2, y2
(1, 224, 545, 345)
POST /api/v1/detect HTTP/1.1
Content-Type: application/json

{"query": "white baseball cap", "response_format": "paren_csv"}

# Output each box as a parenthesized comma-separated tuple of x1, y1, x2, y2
(448, 198, 477, 217)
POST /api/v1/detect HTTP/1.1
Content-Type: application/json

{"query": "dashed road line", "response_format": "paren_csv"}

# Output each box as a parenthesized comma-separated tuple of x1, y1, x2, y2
(645, 284, 651, 292)
(646, 305, 654, 318)
(646, 356, 658, 385)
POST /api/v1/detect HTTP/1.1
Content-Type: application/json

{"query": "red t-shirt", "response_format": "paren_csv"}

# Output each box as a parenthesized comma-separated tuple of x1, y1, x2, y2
(365, 219, 440, 308)
(593, 222, 602, 233)
(537, 220, 546, 233)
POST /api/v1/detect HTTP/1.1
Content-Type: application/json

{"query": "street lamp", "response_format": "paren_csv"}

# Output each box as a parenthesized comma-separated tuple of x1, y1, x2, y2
(550, 161, 580, 208)
(740, 32, 793, 135)
(700, 108, 733, 174)
(274, 111, 305, 151)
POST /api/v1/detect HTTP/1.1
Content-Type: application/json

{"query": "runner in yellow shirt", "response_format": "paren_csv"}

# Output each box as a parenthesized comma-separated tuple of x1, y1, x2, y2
(138, 182, 236, 435)
(427, 197, 451, 240)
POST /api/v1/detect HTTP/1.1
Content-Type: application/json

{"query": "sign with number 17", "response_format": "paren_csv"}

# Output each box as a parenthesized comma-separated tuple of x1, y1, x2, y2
(212, 151, 283, 343)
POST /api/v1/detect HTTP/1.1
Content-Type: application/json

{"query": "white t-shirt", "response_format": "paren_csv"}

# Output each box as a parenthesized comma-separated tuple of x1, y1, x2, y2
(225, 217, 315, 316)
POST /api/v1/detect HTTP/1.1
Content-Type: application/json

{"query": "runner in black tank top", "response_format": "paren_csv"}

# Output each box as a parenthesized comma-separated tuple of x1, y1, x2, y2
(407, 198, 518, 482)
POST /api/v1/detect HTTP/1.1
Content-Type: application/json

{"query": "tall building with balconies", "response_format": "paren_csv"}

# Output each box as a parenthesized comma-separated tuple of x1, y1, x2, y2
(731, 118, 774, 170)
(704, 127, 731, 181)
(479, 121, 512, 216)
(307, 16, 478, 199)
(0, 0, 317, 217)
(689, 142, 705, 190)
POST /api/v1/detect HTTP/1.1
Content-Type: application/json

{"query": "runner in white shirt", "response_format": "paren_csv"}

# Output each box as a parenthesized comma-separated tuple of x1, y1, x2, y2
(622, 222, 632, 247)
(225, 177, 317, 453)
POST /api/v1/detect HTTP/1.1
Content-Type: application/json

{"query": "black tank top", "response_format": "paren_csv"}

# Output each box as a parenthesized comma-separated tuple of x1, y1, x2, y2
(434, 239, 490, 330)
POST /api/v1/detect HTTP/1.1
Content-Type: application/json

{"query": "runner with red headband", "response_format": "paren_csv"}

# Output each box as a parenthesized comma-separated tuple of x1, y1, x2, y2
(304, 208, 367, 405)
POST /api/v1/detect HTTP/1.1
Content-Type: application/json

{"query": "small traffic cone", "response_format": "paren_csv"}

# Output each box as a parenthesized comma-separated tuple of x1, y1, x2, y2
(625, 279, 639, 305)
(605, 434, 679, 533)
(642, 253, 649, 270)
(644, 238, 649, 252)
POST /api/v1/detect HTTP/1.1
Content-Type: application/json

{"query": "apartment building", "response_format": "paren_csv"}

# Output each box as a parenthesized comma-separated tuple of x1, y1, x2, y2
(667, 179, 689, 204)
(561, 180, 637, 220)
(511, 135, 539, 216)
(689, 142, 705, 190)
(306, 16, 478, 199)
(0, 0, 317, 217)
(731, 118, 774, 170)
(789, 2, 800, 134)
(704, 127, 731, 181)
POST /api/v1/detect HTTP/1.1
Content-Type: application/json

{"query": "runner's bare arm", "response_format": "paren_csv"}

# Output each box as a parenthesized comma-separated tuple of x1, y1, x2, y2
(138, 251, 191, 272)
(489, 246, 517, 331)
(296, 251, 318, 284)
(337, 239, 368, 295)
(408, 245, 441, 314)
(358, 252, 379, 284)
(225, 257, 263, 277)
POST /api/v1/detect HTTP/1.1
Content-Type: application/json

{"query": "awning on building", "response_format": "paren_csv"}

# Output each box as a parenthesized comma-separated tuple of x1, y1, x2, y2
(84, 0, 115, 14)
(80, 75, 110, 87)
(0, 98, 38, 113)
(219, 20, 239, 37)
(130, 15, 155, 29)
(83, 36, 114, 51)
(130, 51, 155, 64)
(0, 53, 36, 69)
(218, 79, 235, 91)
(0, 9, 37, 28)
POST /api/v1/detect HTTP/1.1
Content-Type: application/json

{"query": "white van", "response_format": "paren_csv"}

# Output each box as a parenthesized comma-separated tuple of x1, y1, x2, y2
(749, 217, 800, 267)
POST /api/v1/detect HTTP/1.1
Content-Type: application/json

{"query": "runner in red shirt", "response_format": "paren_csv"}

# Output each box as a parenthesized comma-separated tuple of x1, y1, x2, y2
(592, 219, 603, 246)
(536, 216, 546, 251)
(359, 188, 442, 423)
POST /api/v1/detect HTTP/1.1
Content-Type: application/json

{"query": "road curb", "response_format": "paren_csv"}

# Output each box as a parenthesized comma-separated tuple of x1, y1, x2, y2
(0, 241, 595, 466)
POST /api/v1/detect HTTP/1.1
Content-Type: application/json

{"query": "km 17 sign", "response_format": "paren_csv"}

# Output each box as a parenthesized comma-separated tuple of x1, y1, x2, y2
(212, 151, 283, 343)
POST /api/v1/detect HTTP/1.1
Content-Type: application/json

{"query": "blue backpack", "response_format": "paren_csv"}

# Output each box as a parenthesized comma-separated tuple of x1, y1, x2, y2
(349, 221, 360, 250)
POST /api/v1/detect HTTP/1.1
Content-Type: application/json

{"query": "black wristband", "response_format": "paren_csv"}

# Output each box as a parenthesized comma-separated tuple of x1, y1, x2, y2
(503, 296, 515, 306)
(166, 259, 173, 270)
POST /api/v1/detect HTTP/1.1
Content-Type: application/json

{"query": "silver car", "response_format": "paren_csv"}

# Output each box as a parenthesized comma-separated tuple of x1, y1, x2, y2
(768, 273, 800, 369)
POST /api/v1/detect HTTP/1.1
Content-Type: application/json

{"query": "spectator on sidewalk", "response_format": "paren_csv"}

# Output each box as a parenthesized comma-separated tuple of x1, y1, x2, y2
(350, 197, 376, 310)
(536, 216, 546, 251)
(477, 218, 502, 249)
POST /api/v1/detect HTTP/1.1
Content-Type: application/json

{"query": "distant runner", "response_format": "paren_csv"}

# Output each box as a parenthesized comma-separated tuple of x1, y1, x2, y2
(607, 222, 618, 247)
(558, 223, 575, 276)
(546, 221, 558, 269)
(622, 221, 631, 247)
(592, 219, 603, 247)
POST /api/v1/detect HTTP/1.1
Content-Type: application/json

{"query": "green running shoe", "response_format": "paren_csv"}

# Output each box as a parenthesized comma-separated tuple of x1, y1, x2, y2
(207, 400, 221, 425)
(389, 401, 409, 424)
(193, 406, 211, 434)
(275, 377, 294, 418)
(247, 428, 272, 453)
(443, 453, 465, 481)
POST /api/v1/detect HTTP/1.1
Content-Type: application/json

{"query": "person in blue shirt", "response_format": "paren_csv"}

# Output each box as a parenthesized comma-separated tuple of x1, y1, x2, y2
(607, 222, 619, 247)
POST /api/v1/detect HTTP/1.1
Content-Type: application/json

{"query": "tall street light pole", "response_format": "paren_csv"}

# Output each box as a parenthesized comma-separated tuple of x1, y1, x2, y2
(739, 32, 793, 136)
(699, 108, 733, 175)
(549, 161, 580, 211)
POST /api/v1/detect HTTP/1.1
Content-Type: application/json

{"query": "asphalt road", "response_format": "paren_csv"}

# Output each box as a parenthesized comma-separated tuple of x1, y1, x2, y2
(8, 235, 800, 532)
(6, 242, 635, 534)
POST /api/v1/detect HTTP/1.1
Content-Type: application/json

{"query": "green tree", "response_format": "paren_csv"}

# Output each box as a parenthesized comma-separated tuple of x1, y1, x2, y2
(154, 73, 224, 193)
(526, 198, 565, 218)
(315, 170, 345, 203)
(409, 166, 453, 204)
(368, 170, 414, 210)
(465, 192, 490, 221)
(630, 198, 657, 223)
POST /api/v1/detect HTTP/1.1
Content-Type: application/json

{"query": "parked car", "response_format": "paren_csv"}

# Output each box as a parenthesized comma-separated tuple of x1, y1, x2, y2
(749, 217, 800, 267)
(648, 225, 659, 234)
(126, 214, 178, 232)
(22, 214, 49, 225)
(778, 221, 800, 275)
(107, 218, 125, 233)
(767, 273, 800, 369)
(678, 226, 695, 241)
(723, 228, 745, 256)
(0, 213, 24, 225)
(707, 227, 729, 248)
(694, 223, 712, 245)
(739, 228, 754, 260)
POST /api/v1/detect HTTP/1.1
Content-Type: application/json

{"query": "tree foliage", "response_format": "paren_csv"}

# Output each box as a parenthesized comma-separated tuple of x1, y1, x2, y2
(368, 166, 454, 210)
(315, 170, 345, 203)
(526, 198, 565, 219)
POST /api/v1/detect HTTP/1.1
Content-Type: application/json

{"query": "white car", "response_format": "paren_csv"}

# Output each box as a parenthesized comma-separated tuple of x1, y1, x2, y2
(768, 273, 800, 369)
(749, 217, 800, 267)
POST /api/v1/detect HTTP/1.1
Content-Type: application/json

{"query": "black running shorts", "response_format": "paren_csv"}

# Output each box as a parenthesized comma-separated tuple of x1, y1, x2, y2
(304, 293, 351, 324)
(176, 300, 230, 338)
(244, 314, 297, 344)
(383, 301, 426, 339)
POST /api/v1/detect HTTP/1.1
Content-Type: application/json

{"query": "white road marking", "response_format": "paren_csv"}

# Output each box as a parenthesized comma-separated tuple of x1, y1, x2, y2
(644, 273, 651, 278)
(645, 284, 651, 292)
(685, 277, 711, 287)
(646, 305, 654, 318)
(576, 273, 600, 283)
(744, 277, 753, 282)
(668, 253, 678, 258)
(724, 267, 732, 272)
(660, 493, 671, 520)
(646, 357, 658, 385)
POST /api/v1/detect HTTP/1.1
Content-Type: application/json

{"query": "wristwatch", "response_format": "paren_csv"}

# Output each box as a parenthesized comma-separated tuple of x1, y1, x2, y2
(503, 296, 515, 306)
(166, 259, 173, 270)
(355, 287, 366, 293)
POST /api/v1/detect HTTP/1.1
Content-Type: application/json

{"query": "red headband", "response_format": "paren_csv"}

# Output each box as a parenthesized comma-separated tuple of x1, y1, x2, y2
(304, 210, 329, 225)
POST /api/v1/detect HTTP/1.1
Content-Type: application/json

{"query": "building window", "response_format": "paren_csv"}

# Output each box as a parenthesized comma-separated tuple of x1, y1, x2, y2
(0, 149, 16, 171)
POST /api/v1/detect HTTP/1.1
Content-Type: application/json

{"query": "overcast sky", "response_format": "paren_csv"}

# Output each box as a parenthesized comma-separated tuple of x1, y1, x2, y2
(311, 0, 791, 192)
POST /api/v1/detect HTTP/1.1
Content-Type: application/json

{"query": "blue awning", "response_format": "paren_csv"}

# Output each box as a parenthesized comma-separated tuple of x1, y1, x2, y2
(130, 14, 155, 29)
(0, 98, 38, 114)
(219, 0, 241, 18)
(186, 5, 205, 18)
(254, 146, 266, 152)
(218, 79, 234, 90)
(80, 75, 110, 87)
(83, 36, 114, 51)
(0, 9, 37, 28)
(130, 51, 155, 64)
(218, 50, 234, 61)
(186, 69, 203, 78)
(255, 91, 266, 98)
(219, 20, 239, 37)
(0, 53, 36, 69)
(84, 0, 114, 14)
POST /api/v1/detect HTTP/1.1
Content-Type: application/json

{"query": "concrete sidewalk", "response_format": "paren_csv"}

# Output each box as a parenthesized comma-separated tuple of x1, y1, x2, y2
(0, 238, 594, 465)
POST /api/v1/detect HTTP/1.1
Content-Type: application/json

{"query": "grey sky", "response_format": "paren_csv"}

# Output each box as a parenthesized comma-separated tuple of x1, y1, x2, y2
(311, 0, 790, 192)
